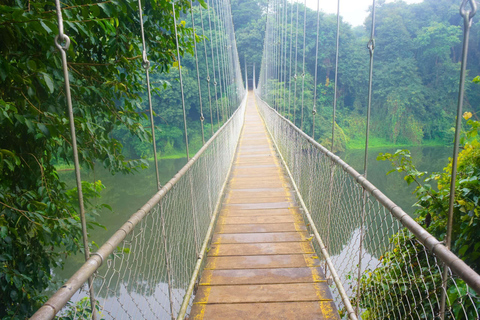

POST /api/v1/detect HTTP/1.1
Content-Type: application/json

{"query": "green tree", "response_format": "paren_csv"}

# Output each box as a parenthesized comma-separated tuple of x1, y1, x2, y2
(0, 0, 197, 317)
(359, 110, 480, 319)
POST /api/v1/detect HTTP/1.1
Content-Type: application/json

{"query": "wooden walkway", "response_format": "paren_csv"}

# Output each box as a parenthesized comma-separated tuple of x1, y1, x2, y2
(190, 92, 339, 319)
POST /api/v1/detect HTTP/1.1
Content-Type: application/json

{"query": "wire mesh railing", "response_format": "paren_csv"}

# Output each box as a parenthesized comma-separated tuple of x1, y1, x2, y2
(32, 95, 246, 320)
(255, 93, 480, 320)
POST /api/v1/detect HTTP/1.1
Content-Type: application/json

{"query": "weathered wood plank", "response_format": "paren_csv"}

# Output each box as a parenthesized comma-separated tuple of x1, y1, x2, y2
(189, 92, 339, 320)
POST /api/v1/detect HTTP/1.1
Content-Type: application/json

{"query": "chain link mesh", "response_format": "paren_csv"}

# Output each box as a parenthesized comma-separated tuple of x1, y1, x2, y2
(256, 95, 480, 320)
(43, 99, 246, 320)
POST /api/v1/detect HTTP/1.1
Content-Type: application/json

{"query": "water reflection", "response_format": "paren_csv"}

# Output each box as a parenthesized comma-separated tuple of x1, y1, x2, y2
(51, 158, 187, 289)
(341, 146, 451, 215)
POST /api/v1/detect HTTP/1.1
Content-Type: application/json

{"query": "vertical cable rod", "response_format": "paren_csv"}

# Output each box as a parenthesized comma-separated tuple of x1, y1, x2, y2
(282, 0, 288, 116)
(287, 0, 294, 120)
(312, 0, 321, 139)
(137, 0, 161, 191)
(300, 0, 307, 131)
(189, 0, 206, 145)
(440, 1, 476, 318)
(172, 2, 190, 160)
(331, 0, 340, 151)
(212, 0, 227, 123)
(199, 6, 215, 136)
(293, 0, 300, 126)
(206, 0, 221, 126)
(356, 0, 376, 316)
(54, 1, 97, 318)
(221, 0, 234, 117)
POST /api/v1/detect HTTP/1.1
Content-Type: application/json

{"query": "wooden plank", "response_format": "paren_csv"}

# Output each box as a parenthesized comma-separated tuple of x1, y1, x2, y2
(225, 195, 289, 204)
(220, 209, 295, 217)
(199, 267, 325, 285)
(211, 232, 307, 244)
(208, 242, 315, 256)
(193, 283, 334, 304)
(216, 222, 305, 233)
(204, 254, 322, 269)
(223, 202, 293, 210)
(190, 92, 338, 319)
(219, 215, 297, 225)
(189, 301, 340, 320)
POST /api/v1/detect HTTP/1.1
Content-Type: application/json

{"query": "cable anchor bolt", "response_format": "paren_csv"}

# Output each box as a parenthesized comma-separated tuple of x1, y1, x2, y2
(142, 50, 150, 69)
(460, 0, 477, 22)
(367, 39, 375, 54)
(54, 34, 71, 51)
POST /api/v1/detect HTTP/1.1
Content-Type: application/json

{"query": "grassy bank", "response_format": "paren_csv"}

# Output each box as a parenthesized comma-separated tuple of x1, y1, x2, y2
(55, 150, 193, 171)
(346, 137, 447, 150)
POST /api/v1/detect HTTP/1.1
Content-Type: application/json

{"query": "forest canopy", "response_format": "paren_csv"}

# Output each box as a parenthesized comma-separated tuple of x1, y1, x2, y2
(0, 0, 198, 317)
(234, 0, 480, 151)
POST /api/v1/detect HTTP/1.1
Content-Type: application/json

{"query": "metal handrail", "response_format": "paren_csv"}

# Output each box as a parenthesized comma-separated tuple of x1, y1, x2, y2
(31, 94, 247, 320)
(254, 93, 480, 295)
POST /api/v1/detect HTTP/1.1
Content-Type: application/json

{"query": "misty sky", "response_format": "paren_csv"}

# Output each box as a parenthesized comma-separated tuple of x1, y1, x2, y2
(303, 0, 424, 27)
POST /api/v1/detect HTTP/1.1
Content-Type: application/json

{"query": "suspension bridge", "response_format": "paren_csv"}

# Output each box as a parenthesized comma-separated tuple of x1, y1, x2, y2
(30, 0, 480, 319)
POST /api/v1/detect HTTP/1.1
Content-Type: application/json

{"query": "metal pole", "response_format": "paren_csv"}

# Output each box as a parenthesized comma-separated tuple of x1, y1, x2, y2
(312, 0, 321, 139)
(137, 0, 161, 191)
(331, 0, 340, 152)
(440, 1, 476, 318)
(53, 2, 97, 319)
(189, 0, 206, 145)
(356, 0, 376, 315)
(172, 2, 190, 161)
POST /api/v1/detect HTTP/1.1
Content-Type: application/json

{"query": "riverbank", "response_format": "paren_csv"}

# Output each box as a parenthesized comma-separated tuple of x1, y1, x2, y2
(346, 137, 447, 150)
(54, 151, 191, 171)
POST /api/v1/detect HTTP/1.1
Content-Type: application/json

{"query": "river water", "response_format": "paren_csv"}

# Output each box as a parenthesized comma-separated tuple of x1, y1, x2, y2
(51, 145, 452, 314)
(54, 158, 187, 284)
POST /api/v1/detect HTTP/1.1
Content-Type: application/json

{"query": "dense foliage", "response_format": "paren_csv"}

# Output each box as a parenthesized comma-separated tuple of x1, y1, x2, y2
(0, 0, 197, 317)
(254, 0, 480, 151)
(357, 109, 480, 319)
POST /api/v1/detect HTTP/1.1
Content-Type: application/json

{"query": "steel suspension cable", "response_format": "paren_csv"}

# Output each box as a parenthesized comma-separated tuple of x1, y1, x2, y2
(223, 0, 235, 116)
(273, 0, 278, 110)
(270, 0, 276, 109)
(293, 0, 299, 126)
(218, 0, 229, 117)
(212, 0, 226, 123)
(278, 0, 282, 111)
(331, 0, 340, 151)
(199, 6, 215, 136)
(278, 0, 282, 112)
(356, 0, 376, 316)
(206, 0, 221, 126)
(325, 0, 341, 284)
(287, 0, 294, 120)
(218, 0, 231, 121)
(363, 0, 376, 179)
(300, 0, 307, 131)
(189, 0, 206, 145)
(136, 4, 176, 314)
(221, 0, 233, 118)
(137, 0, 161, 191)
(224, 0, 236, 116)
(172, 2, 190, 161)
(312, 0, 321, 139)
(441, 1, 477, 318)
(282, 0, 288, 116)
(54, 1, 97, 318)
